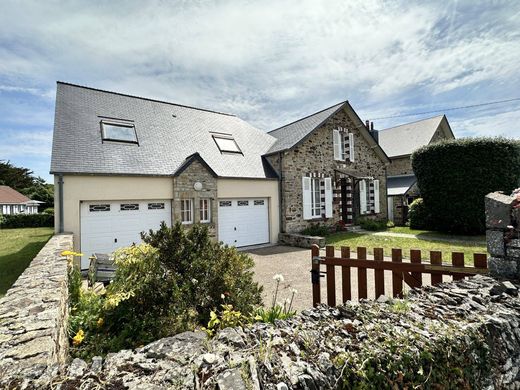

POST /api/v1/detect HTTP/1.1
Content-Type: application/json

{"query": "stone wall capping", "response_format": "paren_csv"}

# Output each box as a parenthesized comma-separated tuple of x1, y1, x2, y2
(278, 233, 326, 248)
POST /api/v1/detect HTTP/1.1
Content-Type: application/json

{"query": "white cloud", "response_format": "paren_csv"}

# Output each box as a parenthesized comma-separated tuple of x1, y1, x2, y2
(0, 129, 53, 158)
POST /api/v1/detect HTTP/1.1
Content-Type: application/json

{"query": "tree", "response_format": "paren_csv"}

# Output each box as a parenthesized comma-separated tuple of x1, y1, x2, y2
(0, 160, 54, 209)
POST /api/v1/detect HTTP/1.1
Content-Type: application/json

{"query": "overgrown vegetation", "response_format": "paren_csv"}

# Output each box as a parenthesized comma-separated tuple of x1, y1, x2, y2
(0, 213, 53, 228)
(69, 222, 263, 359)
(412, 137, 520, 234)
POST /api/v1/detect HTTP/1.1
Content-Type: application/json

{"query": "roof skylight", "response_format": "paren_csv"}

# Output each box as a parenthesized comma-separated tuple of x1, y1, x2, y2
(101, 122, 138, 144)
(213, 135, 241, 154)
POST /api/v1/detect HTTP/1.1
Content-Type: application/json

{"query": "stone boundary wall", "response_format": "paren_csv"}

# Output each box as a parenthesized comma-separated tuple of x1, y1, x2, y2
(486, 192, 520, 279)
(278, 232, 326, 248)
(0, 234, 72, 388)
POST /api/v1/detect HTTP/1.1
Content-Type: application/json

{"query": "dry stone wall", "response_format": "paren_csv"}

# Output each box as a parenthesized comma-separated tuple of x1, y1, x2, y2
(0, 234, 72, 389)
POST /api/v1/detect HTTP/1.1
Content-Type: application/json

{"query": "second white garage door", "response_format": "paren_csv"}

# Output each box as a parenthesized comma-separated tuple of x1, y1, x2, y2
(218, 198, 269, 247)
(80, 200, 171, 270)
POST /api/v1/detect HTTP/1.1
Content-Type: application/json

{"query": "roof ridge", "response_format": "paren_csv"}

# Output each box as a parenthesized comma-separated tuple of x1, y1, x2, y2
(268, 100, 347, 133)
(56, 81, 236, 117)
(378, 114, 444, 132)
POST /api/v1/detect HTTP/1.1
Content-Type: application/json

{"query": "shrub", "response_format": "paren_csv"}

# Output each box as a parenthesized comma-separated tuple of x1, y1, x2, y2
(412, 137, 520, 234)
(408, 198, 430, 229)
(301, 224, 331, 236)
(0, 213, 53, 228)
(358, 217, 387, 231)
(42, 207, 54, 215)
(69, 222, 263, 359)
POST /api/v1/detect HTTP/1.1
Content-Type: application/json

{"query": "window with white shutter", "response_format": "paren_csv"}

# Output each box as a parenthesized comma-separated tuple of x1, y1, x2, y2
(302, 177, 312, 220)
(333, 129, 344, 161)
(349, 133, 355, 162)
(373, 179, 380, 213)
(324, 177, 333, 218)
(359, 179, 367, 214)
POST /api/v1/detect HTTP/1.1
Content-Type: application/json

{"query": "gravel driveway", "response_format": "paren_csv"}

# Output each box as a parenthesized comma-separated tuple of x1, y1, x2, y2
(247, 245, 443, 311)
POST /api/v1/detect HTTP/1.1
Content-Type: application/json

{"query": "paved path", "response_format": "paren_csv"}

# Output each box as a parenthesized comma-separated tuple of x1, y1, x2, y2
(357, 229, 486, 244)
(247, 245, 445, 312)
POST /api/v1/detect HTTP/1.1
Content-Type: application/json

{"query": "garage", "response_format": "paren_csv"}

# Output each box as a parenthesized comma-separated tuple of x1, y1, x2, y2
(218, 198, 269, 247)
(80, 200, 171, 269)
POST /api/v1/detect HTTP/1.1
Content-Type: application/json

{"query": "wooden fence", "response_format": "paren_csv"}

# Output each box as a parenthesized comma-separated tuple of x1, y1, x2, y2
(311, 245, 488, 307)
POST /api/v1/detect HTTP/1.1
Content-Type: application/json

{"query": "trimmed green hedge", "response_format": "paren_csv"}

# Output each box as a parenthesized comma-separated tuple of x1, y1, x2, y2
(411, 137, 520, 234)
(0, 213, 54, 228)
(408, 198, 430, 229)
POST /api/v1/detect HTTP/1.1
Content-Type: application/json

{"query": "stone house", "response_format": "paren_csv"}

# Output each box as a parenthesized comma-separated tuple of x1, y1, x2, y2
(51, 82, 407, 269)
(265, 102, 390, 233)
(377, 115, 455, 225)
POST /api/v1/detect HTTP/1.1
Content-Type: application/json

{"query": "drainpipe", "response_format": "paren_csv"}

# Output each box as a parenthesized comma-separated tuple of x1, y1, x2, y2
(57, 174, 64, 233)
(278, 152, 284, 233)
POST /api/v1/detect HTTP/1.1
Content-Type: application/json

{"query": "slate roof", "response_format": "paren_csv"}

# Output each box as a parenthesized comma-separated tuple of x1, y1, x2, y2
(266, 102, 346, 154)
(378, 115, 445, 158)
(51, 82, 278, 179)
(0, 186, 30, 204)
(387, 175, 417, 196)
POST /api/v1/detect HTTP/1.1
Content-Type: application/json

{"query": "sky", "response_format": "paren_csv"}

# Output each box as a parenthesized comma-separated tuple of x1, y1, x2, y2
(1, 0, 519, 183)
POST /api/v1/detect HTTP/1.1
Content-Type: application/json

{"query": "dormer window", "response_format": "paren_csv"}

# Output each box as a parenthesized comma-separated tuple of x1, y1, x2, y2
(212, 135, 241, 154)
(101, 121, 138, 144)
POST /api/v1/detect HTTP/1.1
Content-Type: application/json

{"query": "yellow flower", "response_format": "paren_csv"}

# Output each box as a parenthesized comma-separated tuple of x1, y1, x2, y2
(72, 329, 85, 346)
(61, 250, 84, 257)
(97, 318, 104, 327)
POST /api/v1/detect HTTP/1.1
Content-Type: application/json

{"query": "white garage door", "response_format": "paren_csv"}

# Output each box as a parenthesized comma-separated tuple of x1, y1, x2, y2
(218, 198, 269, 247)
(80, 200, 171, 270)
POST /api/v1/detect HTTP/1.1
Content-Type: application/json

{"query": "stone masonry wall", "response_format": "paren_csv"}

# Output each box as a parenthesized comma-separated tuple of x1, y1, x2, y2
(0, 234, 72, 388)
(173, 160, 218, 237)
(486, 191, 520, 279)
(54, 276, 520, 389)
(278, 107, 388, 233)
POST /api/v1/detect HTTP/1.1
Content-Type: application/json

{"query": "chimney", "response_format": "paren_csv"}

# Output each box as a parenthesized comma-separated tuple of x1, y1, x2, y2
(365, 120, 370, 130)
(369, 121, 378, 143)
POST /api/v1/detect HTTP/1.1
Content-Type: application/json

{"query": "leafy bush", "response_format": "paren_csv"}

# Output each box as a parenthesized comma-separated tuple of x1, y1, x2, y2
(301, 224, 331, 236)
(358, 217, 387, 231)
(42, 207, 54, 215)
(0, 213, 53, 228)
(412, 137, 520, 234)
(408, 198, 430, 229)
(69, 222, 263, 359)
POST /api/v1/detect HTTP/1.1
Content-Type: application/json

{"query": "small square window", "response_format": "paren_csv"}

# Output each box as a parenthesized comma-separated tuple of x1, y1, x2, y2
(199, 199, 211, 223)
(254, 200, 265, 206)
(212, 135, 241, 153)
(219, 201, 232, 207)
(237, 200, 249, 206)
(101, 122, 138, 143)
(181, 199, 193, 224)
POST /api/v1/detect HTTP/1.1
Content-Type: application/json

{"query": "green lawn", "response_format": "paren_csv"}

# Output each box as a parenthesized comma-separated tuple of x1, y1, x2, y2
(327, 231, 487, 265)
(0, 227, 53, 297)
(387, 226, 485, 241)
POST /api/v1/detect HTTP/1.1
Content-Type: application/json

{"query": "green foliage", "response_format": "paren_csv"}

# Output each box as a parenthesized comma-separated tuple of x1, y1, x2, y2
(42, 208, 54, 215)
(358, 218, 387, 231)
(206, 304, 246, 335)
(68, 264, 82, 308)
(301, 224, 331, 236)
(408, 198, 430, 229)
(69, 222, 262, 359)
(412, 137, 520, 234)
(0, 160, 54, 209)
(253, 304, 296, 323)
(0, 213, 54, 228)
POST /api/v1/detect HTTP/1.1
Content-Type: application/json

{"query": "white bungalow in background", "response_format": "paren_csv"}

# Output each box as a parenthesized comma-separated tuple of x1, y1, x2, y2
(0, 186, 43, 215)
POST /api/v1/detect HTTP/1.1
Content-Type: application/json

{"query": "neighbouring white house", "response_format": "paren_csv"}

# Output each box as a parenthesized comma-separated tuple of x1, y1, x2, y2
(0, 186, 42, 215)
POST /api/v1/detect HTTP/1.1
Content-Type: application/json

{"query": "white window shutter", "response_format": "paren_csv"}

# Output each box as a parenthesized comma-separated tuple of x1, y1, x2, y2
(373, 179, 380, 213)
(324, 177, 333, 218)
(359, 179, 367, 214)
(302, 176, 312, 220)
(333, 129, 342, 160)
(349, 133, 355, 162)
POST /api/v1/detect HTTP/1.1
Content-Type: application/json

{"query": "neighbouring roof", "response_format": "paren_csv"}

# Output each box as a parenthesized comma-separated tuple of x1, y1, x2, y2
(378, 115, 450, 158)
(0, 186, 30, 204)
(387, 175, 417, 196)
(51, 82, 278, 179)
(267, 102, 346, 154)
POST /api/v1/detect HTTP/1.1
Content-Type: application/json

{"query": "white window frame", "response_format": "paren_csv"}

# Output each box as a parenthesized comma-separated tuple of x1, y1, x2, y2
(181, 199, 193, 224)
(333, 129, 345, 161)
(310, 178, 321, 218)
(199, 199, 211, 223)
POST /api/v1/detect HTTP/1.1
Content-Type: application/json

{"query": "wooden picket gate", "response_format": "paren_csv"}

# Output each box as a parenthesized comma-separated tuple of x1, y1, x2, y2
(311, 244, 488, 307)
